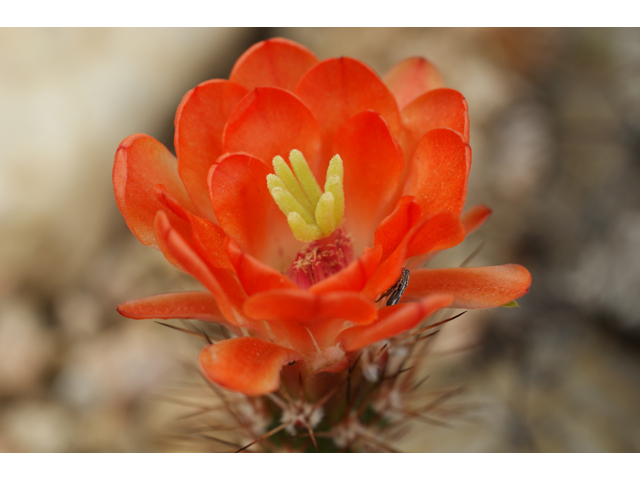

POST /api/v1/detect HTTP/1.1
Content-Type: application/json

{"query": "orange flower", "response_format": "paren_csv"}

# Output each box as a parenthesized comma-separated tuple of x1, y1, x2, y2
(113, 38, 531, 397)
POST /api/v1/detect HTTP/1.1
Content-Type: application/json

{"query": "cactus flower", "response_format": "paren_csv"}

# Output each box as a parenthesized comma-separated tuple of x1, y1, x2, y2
(113, 38, 530, 408)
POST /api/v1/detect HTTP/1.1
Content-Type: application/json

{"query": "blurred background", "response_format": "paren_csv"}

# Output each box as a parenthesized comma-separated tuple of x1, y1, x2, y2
(1, 28, 639, 452)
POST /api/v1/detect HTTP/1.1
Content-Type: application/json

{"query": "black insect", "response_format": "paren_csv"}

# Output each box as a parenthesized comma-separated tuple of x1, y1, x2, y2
(376, 268, 410, 306)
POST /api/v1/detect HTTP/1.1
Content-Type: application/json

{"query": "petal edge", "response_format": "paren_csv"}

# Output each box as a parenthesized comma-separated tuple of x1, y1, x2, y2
(199, 338, 302, 396)
(337, 293, 453, 351)
(229, 38, 319, 91)
(403, 265, 532, 309)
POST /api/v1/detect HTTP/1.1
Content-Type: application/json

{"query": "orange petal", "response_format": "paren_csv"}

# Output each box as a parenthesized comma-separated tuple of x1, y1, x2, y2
(307, 317, 351, 350)
(363, 230, 413, 301)
(364, 210, 462, 301)
(403, 128, 471, 220)
(461, 204, 492, 236)
(262, 319, 317, 354)
(383, 57, 445, 110)
(208, 152, 295, 267)
(333, 111, 405, 244)
(117, 291, 224, 323)
(403, 265, 532, 309)
(406, 211, 466, 258)
(155, 184, 232, 271)
(295, 57, 401, 164)
(222, 87, 321, 171)
(199, 337, 302, 396)
(229, 37, 319, 92)
(226, 239, 298, 296)
(155, 184, 189, 221)
(189, 214, 234, 271)
(154, 211, 247, 325)
(309, 245, 382, 294)
(113, 134, 195, 247)
(175, 79, 249, 219)
(244, 290, 377, 326)
(401, 88, 469, 160)
(336, 293, 453, 351)
(373, 196, 422, 261)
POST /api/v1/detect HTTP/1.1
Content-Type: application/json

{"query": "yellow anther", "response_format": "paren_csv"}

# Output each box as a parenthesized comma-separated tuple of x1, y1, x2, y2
(315, 192, 336, 236)
(324, 174, 344, 226)
(289, 150, 323, 206)
(272, 156, 315, 212)
(266, 150, 345, 243)
(326, 154, 344, 183)
(287, 212, 323, 243)
(266, 173, 286, 192)
(270, 186, 316, 226)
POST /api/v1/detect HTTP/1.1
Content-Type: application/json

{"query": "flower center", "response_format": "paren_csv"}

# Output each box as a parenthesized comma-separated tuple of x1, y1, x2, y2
(266, 149, 345, 243)
(287, 228, 354, 289)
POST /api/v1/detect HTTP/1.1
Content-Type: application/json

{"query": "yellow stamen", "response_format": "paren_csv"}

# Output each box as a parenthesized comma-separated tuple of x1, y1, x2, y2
(266, 173, 286, 193)
(287, 212, 323, 243)
(289, 150, 323, 207)
(315, 192, 336, 236)
(326, 154, 344, 183)
(269, 185, 316, 226)
(267, 149, 345, 243)
(272, 156, 315, 212)
(324, 175, 344, 226)
(325, 154, 345, 226)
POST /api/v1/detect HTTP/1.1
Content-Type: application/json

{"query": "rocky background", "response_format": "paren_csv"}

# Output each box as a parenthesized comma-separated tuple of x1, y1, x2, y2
(1, 28, 639, 452)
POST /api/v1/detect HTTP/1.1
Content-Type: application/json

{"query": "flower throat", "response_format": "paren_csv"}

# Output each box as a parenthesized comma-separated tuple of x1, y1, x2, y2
(267, 149, 352, 288)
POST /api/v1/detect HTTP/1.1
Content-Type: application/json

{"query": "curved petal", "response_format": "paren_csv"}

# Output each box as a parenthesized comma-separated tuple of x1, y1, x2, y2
(208, 153, 297, 268)
(154, 211, 248, 326)
(154, 184, 189, 221)
(402, 264, 532, 309)
(155, 185, 232, 270)
(337, 293, 453, 351)
(229, 37, 319, 91)
(403, 128, 471, 219)
(401, 88, 469, 160)
(461, 204, 492, 236)
(175, 79, 249, 219)
(333, 111, 405, 245)
(364, 211, 463, 300)
(406, 210, 465, 258)
(294, 57, 402, 161)
(199, 337, 302, 396)
(373, 196, 422, 262)
(362, 251, 407, 303)
(222, 87, 321, 171)
(226, 239, 298, 296)
(117, 291, 224, 323)
(113, 134, 195, 247)
(244, 290, 377, 326)
(262, 319, 317, 354)
(308, 245, 381, 294)
(307, 317, 351, 350)
(383, 57, 445, 110)
(189, 214, 234, 271)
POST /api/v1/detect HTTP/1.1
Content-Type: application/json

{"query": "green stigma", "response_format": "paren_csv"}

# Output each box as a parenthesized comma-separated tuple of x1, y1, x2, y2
(266, 150, 345, 243)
